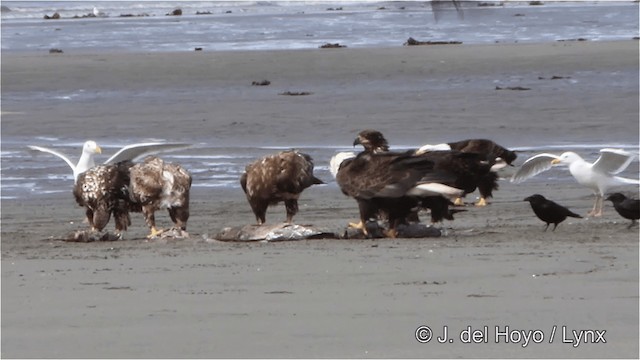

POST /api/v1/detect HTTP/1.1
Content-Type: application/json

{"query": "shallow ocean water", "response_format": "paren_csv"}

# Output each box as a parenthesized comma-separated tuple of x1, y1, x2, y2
(2, 136, 638, 200)
(2, 1, 638, 53)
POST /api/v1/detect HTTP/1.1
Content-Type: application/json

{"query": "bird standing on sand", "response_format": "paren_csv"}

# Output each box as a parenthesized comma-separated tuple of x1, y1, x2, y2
(128, 156, 192, 238)
(240, 150, 324, 225)
(511, 149, 639, 217)
(605, 193, 640, 229)
(524, 194, 582, 231)
(73, 161, 133, 235)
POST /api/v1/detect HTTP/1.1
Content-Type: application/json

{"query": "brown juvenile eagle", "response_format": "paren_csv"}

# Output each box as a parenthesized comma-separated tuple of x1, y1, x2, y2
(240, 150, 324, 225)
(73, 161, 134, 235)
(128, 156, 192, 238)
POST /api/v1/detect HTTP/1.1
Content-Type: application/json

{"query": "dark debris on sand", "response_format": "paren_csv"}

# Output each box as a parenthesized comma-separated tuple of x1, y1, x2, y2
(404, 37, 462, 46)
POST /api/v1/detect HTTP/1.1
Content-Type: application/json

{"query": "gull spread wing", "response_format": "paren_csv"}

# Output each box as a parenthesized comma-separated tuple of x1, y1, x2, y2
(510, 153, 561, 183)
(104, 143, 191, 164)
(27, 145, 77, 172)
(592, 148, 637, 175)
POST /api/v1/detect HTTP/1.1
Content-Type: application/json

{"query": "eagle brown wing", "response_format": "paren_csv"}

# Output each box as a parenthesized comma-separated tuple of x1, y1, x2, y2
(129, 156, 192, 234)
(336, 151, 436, 199)
(129, 156, 164, 206)
(336, 151, 455, 236)
(73, 162, 132, 232)
(417, 150, 496, 197)
(447, 139, 517, 165)
(241, 150, 323, 224)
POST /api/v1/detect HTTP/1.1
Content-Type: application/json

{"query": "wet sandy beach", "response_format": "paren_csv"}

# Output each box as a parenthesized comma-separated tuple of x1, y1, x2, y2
(1, 40, 639, 358)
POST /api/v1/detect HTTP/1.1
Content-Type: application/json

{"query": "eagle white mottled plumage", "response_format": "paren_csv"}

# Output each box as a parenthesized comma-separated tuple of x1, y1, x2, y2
(240, 150, 324, 225)
(129, 156, 192, 238)
(73, 161, 133, 234)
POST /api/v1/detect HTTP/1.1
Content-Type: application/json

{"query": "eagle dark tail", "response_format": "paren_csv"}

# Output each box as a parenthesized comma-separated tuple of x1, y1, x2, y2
(419, 196, 465, 223)
(445, 209, 467, 221)
(478, 171, 499, 200)
(113, 200, 132, 232)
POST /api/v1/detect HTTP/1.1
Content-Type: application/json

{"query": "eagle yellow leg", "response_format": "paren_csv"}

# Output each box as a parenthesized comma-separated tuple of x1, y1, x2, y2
(475, 197, 488, 207)
(147, 226, 164, 239)
(384, 228, 398, 239)
(348, 220, 368, 236)
(453, 197, 464, 206)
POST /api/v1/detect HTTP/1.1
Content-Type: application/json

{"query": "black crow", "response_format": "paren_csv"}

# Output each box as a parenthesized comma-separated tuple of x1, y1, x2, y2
(605, 193, 640, 229)
(524, 194, 582, 231)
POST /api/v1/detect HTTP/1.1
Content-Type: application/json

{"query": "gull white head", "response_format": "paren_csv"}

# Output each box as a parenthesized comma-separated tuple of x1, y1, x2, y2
(551, 151, 582, 165)
(82, 140, 102, 156)
(74, 140, 102, 181)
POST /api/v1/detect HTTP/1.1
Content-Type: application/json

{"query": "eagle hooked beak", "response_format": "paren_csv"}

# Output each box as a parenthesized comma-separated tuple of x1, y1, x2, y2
(353, 137, 363, 147)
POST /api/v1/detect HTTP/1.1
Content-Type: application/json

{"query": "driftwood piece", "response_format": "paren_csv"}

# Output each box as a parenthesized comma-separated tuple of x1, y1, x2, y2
(404, 37, 462, 46)
(319, 43, 347, 48)
(252, 80, 271, 86)
(495, 86, 531, 91)
(279, 91, 312, 96)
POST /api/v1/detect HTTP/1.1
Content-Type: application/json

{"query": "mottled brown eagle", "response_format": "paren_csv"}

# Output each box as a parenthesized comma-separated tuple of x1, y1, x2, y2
(240, 150, 324, 225)
(128, 156, 192, 238)
(73, 161, 134, 235)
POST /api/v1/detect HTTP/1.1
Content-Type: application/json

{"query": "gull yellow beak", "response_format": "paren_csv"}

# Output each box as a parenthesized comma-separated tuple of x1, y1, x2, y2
(550, 158, 561, 165)
(95, 145, 102, 154)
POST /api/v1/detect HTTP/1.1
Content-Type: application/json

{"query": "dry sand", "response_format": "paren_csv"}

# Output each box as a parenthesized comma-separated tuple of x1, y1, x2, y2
(1, 41, 639, 358)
